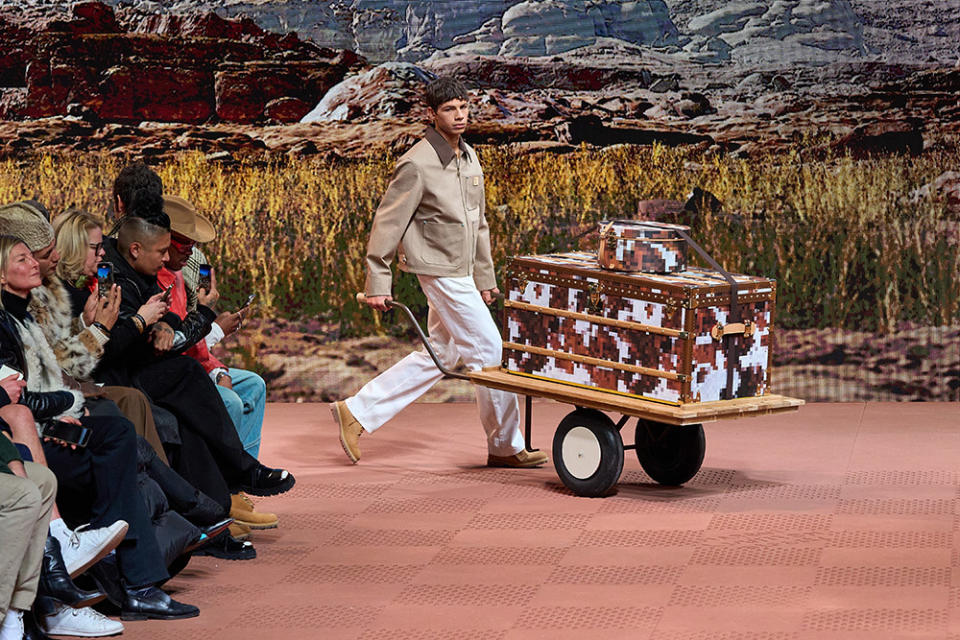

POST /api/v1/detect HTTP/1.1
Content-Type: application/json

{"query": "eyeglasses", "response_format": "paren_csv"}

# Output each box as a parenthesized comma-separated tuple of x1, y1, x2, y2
(88, 242, 103, 252)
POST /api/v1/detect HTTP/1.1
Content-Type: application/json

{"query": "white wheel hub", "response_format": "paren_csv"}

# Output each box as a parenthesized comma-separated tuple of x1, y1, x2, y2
(561, 426, 602, 479)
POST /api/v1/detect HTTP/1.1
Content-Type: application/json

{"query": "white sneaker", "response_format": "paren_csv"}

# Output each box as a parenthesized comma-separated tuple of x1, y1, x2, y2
(0, 609, 24, 640)
(50, 519, 129, 578)
(42, 604, 124, 638)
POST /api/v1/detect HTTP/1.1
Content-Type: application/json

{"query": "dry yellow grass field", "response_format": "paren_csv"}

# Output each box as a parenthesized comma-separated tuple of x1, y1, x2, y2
(0, 144, 957, 337)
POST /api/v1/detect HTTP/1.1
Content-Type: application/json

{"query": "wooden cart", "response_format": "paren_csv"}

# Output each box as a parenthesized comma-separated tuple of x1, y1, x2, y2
(369, 295, 804, 497)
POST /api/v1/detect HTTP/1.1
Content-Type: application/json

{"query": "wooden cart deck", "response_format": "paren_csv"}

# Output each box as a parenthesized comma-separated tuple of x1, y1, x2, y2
(468, 368, 804, 426)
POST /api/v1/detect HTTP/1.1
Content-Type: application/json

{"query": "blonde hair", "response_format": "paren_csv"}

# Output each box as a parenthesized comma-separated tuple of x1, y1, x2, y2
(53, 209, 104, 283)
(0, 234, 29, 306)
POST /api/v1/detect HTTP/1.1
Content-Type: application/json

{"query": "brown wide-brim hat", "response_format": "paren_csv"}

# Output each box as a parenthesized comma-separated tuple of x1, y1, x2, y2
(162, 195, 216, 243)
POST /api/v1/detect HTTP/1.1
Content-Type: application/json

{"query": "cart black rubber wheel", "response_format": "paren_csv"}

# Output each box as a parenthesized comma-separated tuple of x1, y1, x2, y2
(552, 408, 624, 497)
(634, 419, 705, 486)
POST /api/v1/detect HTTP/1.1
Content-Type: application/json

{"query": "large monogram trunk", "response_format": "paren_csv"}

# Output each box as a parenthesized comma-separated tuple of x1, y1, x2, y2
(501, 252, 776, 405)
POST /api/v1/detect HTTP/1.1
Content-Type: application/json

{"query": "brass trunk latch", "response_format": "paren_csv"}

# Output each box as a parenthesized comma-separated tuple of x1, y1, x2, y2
(710, 320, 755, 341)
(586, 281, 604, 315)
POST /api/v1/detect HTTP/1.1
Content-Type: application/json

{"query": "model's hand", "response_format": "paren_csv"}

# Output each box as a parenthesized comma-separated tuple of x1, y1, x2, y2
(364, 295, 393, 312)
(217, 374, 233, 390)
(481, 288, 500, 305)
(0, 374, 25, 403)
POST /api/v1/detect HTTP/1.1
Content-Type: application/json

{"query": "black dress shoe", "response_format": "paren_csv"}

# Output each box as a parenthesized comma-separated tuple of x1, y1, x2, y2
(192, 532, 256, 560)
(183, 517, 234, 554)
(22, 609, 52, 640)
(241, 464, 295, 497)
(120, 586, 199, 621)
(35, 535, 106, 615)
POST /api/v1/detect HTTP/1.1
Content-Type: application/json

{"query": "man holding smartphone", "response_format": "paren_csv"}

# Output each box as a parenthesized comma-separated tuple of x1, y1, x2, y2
(158, 195, 278, 533)
(331, 76, 547, 469)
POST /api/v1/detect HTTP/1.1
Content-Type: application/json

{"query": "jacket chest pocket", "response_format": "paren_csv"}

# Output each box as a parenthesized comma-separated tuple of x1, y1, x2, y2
(420, 220, 465, 267)
(463, 173, 484, 211)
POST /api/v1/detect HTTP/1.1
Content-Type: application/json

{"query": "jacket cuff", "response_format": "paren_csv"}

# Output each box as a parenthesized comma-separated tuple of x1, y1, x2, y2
(55, 390, 85, 421)
(161, 312, 182, 329)
(206, 322, 225, 349)
(196, 304, 217, 323)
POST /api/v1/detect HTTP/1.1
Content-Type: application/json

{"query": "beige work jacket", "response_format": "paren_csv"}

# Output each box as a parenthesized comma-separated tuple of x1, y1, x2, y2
(364, 127, 496, 296)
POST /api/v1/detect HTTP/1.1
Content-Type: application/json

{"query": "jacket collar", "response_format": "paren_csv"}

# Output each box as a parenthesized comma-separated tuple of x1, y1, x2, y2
(424, 126, 471, 168)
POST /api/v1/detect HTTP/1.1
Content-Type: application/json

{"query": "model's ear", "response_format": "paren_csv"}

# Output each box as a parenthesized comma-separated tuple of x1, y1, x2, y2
(115, 195, 125, 217)
(129, 241, 141, 260)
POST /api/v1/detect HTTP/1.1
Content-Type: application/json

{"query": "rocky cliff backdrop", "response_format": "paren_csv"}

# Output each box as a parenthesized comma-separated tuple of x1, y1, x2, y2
(0, 0, 958, 402)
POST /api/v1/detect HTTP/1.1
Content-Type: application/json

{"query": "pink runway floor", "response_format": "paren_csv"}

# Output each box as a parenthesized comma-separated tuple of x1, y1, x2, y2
(111, 401, 960, 640)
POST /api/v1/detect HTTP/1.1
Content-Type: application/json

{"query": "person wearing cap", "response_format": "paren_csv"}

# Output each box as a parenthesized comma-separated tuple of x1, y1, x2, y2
(158, 195, 278, 536)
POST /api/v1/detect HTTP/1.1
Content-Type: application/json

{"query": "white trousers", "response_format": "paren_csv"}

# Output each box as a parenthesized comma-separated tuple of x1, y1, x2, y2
(345, 275, 525, 457)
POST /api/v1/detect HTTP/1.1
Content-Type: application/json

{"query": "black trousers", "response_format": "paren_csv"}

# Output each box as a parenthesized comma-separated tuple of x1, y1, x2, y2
(132, 356, 258, 513)
(44, 414, 168, 588)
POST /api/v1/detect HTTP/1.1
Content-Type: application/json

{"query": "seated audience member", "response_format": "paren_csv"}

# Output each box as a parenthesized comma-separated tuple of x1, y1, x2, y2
(1, 430, 58, 640)
(158, 195, 278, 531)
(0, 234, 199, 621)
(1, 406, 123, 639)
(95, 214, 294, 516)
(109, 162, 163, 228)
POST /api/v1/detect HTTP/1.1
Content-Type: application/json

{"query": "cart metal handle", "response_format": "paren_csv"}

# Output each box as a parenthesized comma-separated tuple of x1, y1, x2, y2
(356, 293, 471, 381)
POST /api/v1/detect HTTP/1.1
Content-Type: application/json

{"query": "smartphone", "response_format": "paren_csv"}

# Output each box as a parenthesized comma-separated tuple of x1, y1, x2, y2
(240, 293, 255, 310)
(160, 283, 174, 303)
(41, 421, 91, 448)
(96, 262, 114, 299)
(197, 264, 212, 291)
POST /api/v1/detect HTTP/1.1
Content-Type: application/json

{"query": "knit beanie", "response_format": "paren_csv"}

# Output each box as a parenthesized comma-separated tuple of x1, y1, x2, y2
(0, 201, 55, 251)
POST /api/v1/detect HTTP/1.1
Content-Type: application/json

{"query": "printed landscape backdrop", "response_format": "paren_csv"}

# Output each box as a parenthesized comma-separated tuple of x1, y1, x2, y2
(0, 0, 958, 403)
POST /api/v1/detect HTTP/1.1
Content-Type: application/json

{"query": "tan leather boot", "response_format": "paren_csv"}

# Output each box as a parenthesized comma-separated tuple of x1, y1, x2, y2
(230, 493, 279, 530)
(331, 401, 364, 463)
(487, 449, 549, 468)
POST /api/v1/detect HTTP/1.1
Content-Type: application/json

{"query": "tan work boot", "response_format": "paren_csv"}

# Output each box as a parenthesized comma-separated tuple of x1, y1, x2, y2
(487, 449, 549, 468)
(230, 493, 279, 530)
(331, 401, 364, 463)
(228, 521, 252, 540)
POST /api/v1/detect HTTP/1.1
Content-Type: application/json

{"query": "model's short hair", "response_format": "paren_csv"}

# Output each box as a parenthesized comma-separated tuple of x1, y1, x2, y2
(424, 76, 469, 111)
(117, 216, 169, 256)
(113, 162, 163, 218)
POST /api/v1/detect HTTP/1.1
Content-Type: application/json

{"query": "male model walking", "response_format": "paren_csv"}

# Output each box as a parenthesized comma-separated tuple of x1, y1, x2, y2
(331, 76, 547, 469)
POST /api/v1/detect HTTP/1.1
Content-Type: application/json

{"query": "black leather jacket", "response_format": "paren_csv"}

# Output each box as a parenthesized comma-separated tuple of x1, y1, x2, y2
(94, 238, 216, 386)
(0, 308, 78, 420)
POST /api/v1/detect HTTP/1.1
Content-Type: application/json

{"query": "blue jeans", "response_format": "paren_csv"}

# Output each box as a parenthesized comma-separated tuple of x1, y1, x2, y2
(215, 368, 266, 459)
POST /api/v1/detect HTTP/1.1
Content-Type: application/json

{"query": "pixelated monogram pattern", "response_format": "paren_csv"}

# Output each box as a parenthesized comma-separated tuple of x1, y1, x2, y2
(690, 302, 772, 402)
(598, 221, 688, 273)
(503, 253, 774, 404)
